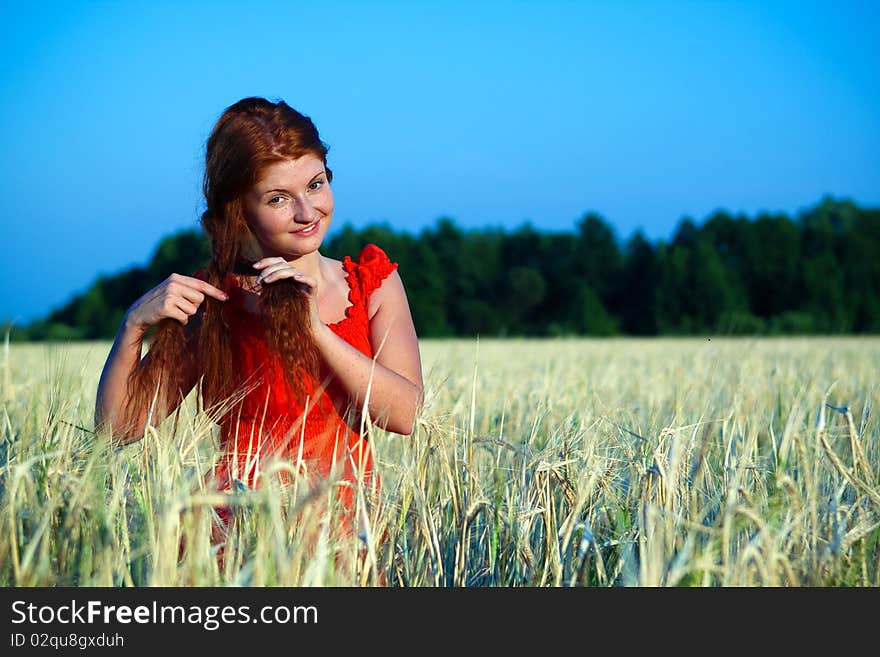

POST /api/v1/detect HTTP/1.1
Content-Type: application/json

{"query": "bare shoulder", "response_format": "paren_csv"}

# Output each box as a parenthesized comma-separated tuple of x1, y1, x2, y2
(368, 269, 409, 320)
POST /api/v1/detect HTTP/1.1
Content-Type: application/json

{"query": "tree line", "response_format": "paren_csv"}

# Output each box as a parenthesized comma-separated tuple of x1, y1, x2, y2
(11, 195, 880, 341)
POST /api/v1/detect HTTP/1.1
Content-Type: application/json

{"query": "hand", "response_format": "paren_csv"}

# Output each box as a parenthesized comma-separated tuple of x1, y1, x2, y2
(125, 273, 228, 332)
(253, 257, 321, 326)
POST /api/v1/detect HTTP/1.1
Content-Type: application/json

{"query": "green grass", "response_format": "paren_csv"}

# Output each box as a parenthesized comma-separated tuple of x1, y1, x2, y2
(1, 336, 878, 586)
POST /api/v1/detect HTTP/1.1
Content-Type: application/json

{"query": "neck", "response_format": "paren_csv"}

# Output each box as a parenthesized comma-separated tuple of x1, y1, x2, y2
(285, 250, 323, 278)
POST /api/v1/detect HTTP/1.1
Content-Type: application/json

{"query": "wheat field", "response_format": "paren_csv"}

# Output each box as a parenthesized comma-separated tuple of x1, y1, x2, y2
(1, 336, 878, 586)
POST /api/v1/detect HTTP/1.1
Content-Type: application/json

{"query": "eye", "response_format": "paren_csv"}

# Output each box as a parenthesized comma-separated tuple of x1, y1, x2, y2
(308, 179, 326, 192)
(267, 195, 285, 206)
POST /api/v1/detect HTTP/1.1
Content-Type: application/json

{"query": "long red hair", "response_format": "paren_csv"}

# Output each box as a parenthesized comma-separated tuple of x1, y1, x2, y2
(123, 97, 328, 432)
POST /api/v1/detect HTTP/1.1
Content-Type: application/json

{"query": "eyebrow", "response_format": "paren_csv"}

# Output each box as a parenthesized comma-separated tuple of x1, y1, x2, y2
(258, 170, 326, 197)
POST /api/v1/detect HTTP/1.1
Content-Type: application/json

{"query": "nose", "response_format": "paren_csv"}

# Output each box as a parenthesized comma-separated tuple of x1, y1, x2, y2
(292, 194, 317, 224)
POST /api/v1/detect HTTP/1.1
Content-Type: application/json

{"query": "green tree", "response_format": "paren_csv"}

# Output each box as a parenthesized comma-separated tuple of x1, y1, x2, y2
(148, 229, 211, 282)
(844, 208, 880, 331)
(656, 218, 747, 334)
(798, 197, 853, 332)
(573, 212, 623, 311)
(617, 230, 658, 334)
(565, 281, 617, 335)
(504, 266, 547, 334)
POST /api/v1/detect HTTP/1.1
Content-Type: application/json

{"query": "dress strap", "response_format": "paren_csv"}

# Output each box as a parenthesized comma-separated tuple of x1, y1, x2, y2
(356, 244, 398, 297)
(341, 244, 398, 314)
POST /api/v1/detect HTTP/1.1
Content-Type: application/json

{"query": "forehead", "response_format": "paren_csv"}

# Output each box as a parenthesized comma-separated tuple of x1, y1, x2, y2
(254, 154, 325, 192)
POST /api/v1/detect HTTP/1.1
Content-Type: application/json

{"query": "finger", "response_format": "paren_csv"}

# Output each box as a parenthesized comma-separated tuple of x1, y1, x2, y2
(257, 262, 292, 277)
(190, 278, 230, 301)
(175, 298, 198, 316)
(176, 285, 206, 306)
(166, 307, 190, 325)
(293, 272, 317, 288)
(261, 268, 317, 290)
(252, 257, 286, 270)
(161, 295, 195, 321)
(256, 261, 293, 278)
(170, 274, 229, 301)
(293, 273, 318, 296)
(258, 267, 297, 284)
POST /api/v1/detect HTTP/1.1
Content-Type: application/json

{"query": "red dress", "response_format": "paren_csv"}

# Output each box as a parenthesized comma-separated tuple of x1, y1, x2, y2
(196, 244, 398, 530)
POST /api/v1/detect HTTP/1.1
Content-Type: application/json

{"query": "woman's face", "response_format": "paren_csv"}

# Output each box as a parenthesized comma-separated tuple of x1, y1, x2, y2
(242, 154, 334, 261)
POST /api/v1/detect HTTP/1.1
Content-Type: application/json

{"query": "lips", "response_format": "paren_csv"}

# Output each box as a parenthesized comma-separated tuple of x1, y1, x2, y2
(292, 221, 319, 236)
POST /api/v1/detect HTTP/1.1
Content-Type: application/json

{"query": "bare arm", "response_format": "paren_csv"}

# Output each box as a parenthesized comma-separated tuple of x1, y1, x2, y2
(94, 315, 151, 444)
(94, 273, 228, 444)
(311, 271, 423, 434)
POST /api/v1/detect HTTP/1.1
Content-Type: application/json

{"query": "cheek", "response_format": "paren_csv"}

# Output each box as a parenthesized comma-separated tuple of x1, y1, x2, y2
(247, 211, 286, 239)
(321, 190, 334, 214)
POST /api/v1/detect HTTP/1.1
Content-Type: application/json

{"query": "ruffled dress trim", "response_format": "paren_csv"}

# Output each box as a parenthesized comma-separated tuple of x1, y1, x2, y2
(334, 243, 399, 326)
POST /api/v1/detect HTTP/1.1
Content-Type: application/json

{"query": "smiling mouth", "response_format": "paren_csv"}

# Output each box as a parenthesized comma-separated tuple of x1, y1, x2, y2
(292, 221, 320, 236)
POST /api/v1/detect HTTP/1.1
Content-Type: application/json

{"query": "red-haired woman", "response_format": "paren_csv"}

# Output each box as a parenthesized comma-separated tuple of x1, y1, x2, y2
(94, 97, 424, 558)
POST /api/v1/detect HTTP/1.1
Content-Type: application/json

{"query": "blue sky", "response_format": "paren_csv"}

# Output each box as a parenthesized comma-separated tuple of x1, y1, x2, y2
(1, 0, 878, 323)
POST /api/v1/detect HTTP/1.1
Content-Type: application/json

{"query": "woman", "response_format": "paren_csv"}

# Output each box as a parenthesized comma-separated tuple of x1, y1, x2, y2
(94, 97, 424, 545)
